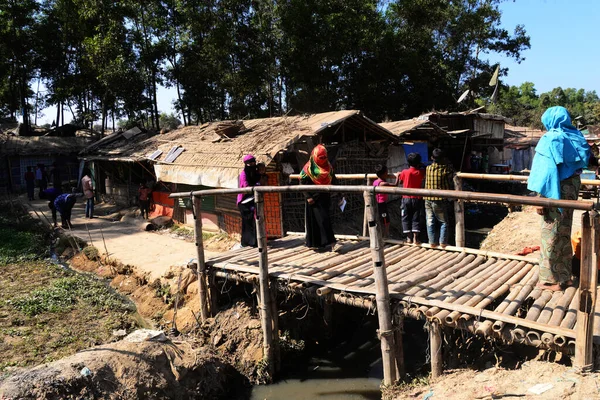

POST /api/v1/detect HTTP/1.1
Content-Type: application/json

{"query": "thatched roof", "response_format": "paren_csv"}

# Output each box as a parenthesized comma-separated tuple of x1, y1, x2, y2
(0, 133, 93, 156)
(80, 127, 156, 162)
(503, 125, 546, 149)
(379, 118, 450, 140)
(81, 110, 397, 188)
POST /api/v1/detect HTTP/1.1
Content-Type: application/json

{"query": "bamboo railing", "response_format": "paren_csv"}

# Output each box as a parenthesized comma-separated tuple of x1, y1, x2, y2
(170, 184, 599, 381)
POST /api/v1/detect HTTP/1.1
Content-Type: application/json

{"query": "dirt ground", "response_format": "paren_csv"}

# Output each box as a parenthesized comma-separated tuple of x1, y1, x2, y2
(394, 360, 600, 399)
(24, 197, 222, 281)
(0, 338, 245, 400)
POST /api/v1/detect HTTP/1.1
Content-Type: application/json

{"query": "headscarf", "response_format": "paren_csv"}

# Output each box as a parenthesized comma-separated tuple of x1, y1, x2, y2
(300, 144, 333, 185)
(242, 154, 258, 186)
(527, 106, 590, 199)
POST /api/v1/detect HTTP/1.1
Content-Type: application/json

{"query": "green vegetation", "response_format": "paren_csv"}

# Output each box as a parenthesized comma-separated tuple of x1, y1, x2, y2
(10, 266, 134, 317)
(2, 0, 529, 130)
(485, 83, 600, 128)
(0, 201, 137, 371)
(0, 203, 47, 265)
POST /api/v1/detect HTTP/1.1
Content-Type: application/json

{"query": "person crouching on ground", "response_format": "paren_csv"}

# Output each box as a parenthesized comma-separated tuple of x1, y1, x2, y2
(398, 153, 426, 244)
(40, 187, 62, 227)
(237, 154, 260, 247)
(424, 148, 454, 248)
(373, 164, 399, 237)
(300, 144, 342, 251)
(54, 193, 80, 229)
(138, 183, 152, 219)
(527, 106, 590, 291)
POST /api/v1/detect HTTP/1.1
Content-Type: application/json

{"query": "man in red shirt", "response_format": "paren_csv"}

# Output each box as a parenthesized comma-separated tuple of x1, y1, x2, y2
(398, 153, 426, 244)
(138, 183, 152, 219)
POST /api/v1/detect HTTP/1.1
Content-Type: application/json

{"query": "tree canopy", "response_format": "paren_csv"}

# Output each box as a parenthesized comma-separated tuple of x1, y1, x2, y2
(1, 0, 534, 131)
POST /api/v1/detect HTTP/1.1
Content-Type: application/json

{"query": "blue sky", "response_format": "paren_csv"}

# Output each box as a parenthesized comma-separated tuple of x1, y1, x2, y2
(487, 0, 600, 94)
(35, 0, 600, 125)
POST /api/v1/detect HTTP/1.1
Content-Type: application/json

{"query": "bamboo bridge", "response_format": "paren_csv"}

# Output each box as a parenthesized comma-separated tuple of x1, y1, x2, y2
(169, 174, 600, 386)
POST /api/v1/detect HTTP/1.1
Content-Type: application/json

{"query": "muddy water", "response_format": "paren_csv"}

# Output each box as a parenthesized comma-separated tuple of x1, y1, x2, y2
(251, 316, 429, 400)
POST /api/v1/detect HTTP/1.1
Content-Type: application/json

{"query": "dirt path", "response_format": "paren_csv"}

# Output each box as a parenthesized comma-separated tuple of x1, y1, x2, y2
(24, 197, 220, 281)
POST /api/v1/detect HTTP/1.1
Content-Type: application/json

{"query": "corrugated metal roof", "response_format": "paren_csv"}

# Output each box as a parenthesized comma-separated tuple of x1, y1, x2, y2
(504, 125, 546, 148)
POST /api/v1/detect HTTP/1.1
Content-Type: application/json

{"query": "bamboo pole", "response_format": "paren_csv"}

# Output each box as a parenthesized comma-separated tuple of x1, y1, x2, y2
(429, 321, 443, 379)
(457, 172, 600, 186)
(364, 190, 397, 385)
(453, 175, 465, 247)
(255, 190, 275, 377)
(169, 185, 595, 212)
(393, 311, 406, 380)
(575, 211, 598, 371)
(363, 177, 372, 236)
(193, 196, 210, 321)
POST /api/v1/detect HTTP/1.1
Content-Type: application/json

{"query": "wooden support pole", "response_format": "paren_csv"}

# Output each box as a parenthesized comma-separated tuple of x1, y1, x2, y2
(193, 196, 210, 321)
(393, 311, 405, 380)
(363, 190, 397, 386)
(453, 175, 465, 247)
(575, 211, 596, 371)
(269, 284, 281, 373)
(363, 177, 371, 237)
(323, 295, 334, 339)
(429, 321, 443, 379)
(255, 190, 275, 378)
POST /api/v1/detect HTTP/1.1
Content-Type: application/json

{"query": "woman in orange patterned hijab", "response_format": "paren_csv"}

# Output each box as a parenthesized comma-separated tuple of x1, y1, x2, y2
(300, 144, 333, 185)
(300, 144, 337, 250)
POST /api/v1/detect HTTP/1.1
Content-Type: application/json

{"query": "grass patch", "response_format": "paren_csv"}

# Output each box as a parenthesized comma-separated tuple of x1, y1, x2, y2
(10, 266, 134, 317)
(0, 202, 47, 265)
(0, 262, 138, 371)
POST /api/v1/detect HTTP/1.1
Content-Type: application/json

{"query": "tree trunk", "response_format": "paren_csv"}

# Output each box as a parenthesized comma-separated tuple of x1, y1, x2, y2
(20, 67, 30, 135)
(176, 81, 186, 126)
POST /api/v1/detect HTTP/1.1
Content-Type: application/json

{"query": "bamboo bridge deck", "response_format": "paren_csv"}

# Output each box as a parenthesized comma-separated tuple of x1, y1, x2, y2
(207, 235, 600, 350)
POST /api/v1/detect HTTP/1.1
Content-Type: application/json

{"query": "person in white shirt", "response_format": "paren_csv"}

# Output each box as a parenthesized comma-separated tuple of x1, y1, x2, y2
(81, 168, 94, 218)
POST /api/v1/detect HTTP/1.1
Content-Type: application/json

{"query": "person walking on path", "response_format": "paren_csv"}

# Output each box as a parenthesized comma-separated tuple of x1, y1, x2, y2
(423, 148, 454, 248)
(237, 154, 260, 247)
(81, 168, 94, 219)
(24, 166, 35, 201)
(300, 144, 342, 250)
(373, 164, 399, 237)
(528, 106, 591, 291)
(138, 183, 152, 219)
(54, 193, 79, 229)
(398, 153, 426, 244)
(36, 164, 48, 197)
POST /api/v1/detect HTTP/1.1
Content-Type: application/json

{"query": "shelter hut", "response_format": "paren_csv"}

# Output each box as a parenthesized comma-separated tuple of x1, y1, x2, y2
(503, 124, 546, 173)
(379, 118, 451, 167)
(79, 127, 158, 207)
(83, 110, 399, 237)
(0, 132, 93, 194)
(408, 110, 511, 172)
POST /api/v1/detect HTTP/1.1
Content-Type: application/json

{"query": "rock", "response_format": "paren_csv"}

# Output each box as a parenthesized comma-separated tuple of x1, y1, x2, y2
(150, 216, 173, 228)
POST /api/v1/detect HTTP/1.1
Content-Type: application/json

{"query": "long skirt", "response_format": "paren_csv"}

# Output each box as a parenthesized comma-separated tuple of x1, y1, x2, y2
(238, 202, 257, 247)
(539, 174, 580, 285)
(305, 195, 336, 249)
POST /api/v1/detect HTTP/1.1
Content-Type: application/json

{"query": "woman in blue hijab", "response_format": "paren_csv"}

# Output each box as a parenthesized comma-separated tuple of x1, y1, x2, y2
(527, 106, 590, 291)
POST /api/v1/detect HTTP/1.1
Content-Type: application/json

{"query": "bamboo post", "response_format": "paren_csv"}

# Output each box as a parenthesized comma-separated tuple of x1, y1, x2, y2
(193, 196, 210, 321)
(363, 190, 396, 385)
(429, 321, 443, 379)
(255, 190, 275, 378)
(363, 176, 372, 236)
(453, 175, 465, 247)
(393, 311, 405, 380)
(575, 211, 596, 371)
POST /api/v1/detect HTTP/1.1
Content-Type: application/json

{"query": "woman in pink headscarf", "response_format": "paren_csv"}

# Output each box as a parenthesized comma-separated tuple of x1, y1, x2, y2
(237, 154, 259, 247)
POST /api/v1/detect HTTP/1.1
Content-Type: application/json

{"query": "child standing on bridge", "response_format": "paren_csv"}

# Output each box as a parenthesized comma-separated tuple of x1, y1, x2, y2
(398, 153, 425, 244)
(373, 164, 399, 237)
